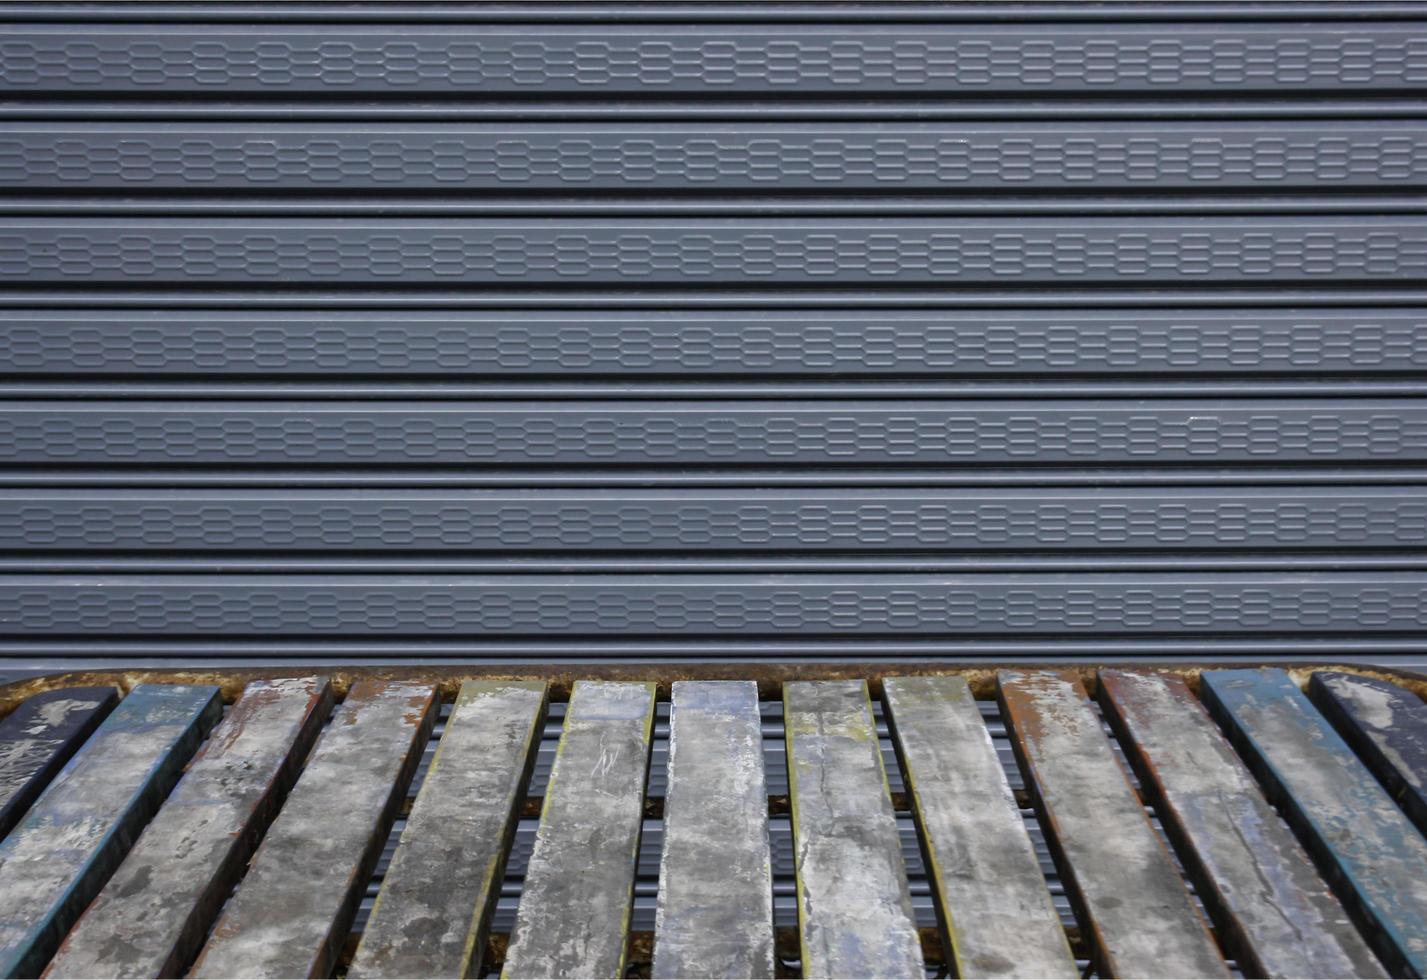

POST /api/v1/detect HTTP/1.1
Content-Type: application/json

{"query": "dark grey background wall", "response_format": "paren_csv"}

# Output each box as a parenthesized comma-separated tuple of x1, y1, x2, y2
(0, 1, 1424, 676)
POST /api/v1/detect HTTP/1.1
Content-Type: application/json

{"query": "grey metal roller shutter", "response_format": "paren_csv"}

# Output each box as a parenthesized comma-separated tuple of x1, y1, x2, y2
(0, 1, 1424, 673)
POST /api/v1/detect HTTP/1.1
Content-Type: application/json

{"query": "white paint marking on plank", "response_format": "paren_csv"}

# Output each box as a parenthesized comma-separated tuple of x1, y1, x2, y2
(503, 680, 656, 980)
(653, 681, 774, 980)
(785, 680, 923, 980)
(883, 676, 1076, 980)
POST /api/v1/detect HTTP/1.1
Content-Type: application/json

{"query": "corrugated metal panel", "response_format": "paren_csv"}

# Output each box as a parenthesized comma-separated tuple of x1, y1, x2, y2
(0, 1, 1424, 673)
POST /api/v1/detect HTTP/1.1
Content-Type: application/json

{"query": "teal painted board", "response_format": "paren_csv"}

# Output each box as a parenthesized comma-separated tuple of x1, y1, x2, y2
(0, 684, 221, 979)
(1310, 671, 1427, 835)
(0, 688, 118, 841)
(189, 681, 438, 980)
(45, 677, 333, 980)
(1099, 670, 1384, 979)
(1202, 669, 1427, 978)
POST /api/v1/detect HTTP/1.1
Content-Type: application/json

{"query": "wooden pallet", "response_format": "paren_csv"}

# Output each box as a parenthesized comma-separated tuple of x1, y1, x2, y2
(0, 663, 1423, 980)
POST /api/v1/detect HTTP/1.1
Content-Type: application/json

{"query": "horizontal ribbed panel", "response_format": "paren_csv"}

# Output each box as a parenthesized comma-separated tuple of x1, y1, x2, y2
(5, 25, 1424, 95)
(4, 310, 1423, 376)
(5, 488, 1424, 552)
(3, 574, 1424, 635)
(4, 122, 1422, 191)
(1, 3, 1423, 666)
(4, 218, 1423, 285)
(4, 400, 1423, 465)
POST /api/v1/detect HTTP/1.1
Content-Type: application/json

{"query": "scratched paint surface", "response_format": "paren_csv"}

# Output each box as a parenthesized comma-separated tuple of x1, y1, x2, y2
(503, 680, 655, 980)
(0, 684, 221, 979)
(1311, 671, 1427, 832)
(785, 680, 923, 980)
(1202, 669, 1427, 977)
(882, 676, 1075, 980)
(46, 677, 333, 980)
(998, 670, 1228, 980)
(189, 681, 437, 980)
(351, 681, 546, 980)
(0, 687, 118, 840)
(1099, 670, 1383, 979)
(653, 681, 774, 980)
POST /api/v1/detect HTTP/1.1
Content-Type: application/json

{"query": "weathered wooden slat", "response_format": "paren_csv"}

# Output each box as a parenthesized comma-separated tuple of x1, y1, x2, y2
(189, 681, 438, 980)
(1201, 669, 1427, 978)
(653, 681, 774, 980)
(0, 688, 118, 842)
(45, 677, 334, 980)
(1310, 671, 1427, 834)
(503, 681, 656, 980)
(0, 684, 221, 979)
(997, 669, 1228, 980)
(350, 681, 547, 980)
(1099, 670, 1384, 979)
(784, 680, 922, 980)
(882, 676, 1075, 980)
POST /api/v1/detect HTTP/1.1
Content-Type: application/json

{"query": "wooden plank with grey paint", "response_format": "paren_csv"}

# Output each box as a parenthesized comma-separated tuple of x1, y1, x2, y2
(1310, 671, 1427, 834)
(0, 684, 222, 979)
(45, 677, 334, 980)
(1099, 670, 1383, 979)
(350, 681, 547, 980)
(0, 688, 118, 842)
(882, 676, 1075, 980)
(1202, 669, 1427, 978)
(997, 670, 1228, 980)
(189, 681, 438, 980)
(784, 680, 922, 980)
(653, 681, 774, 980)
(503, 681, 656, 980)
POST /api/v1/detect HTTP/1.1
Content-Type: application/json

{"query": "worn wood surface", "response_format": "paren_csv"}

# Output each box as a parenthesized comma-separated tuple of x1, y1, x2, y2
(1310, 670, 1427, 834)
(998, 669, 1227, 980)
(1099, 670, 1383, 979)
(503, 680, 656, 980)
(784, 680, 922, 980)
(351, 681, 547, 980)
(1202, 668, 1427, 978)
(189, 681, 438, 980)
(882, 676, 1075, 980)
(45, 677, 333, 980)
(653, 681, 774, 980)
(0, 684, 221, 979)
(0, 687, 118, 842)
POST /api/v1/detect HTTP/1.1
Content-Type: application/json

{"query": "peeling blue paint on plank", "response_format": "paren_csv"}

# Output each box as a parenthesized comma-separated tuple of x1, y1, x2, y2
(1099, 670, 1384, 979)
(1310, 671, 1427, 837)
(0, 684, 221, 979)
(45, 677, 333, 980)
(0, 688, 117, 842)
(1202, 669, 1427, 978)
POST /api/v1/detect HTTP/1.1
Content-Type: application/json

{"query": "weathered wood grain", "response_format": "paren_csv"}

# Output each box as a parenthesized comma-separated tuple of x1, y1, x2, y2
(1310, 671, 1427, 834)
(189, 681, 438, 980)
(653, 681, 774, 980)
(1202, 668, 1427, 978)
(503, 680, 656, 980)
(1099, 670, 1383, 979)
(45, 677, 333, 980)
(0, 684, 221, 979)
(882, 676, 1075, 980)
(0, 688, 118, 842)
(351, 681, 547, 980)
(784, 680, 922, 980)
(997, 669, 1227, 980)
